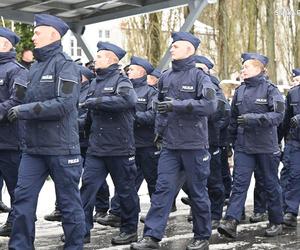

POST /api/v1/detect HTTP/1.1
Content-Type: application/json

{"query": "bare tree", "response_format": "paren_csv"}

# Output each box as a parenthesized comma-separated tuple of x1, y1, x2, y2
(266, 0, 277, 82)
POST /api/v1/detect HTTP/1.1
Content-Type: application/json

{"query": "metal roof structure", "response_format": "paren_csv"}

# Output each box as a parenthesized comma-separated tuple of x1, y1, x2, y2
(0, 0, 215, 69)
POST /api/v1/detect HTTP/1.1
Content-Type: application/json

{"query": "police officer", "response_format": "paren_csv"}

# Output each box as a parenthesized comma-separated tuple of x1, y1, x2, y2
(131, 32, 217, 250)
(280, 69, 300, 216)
(128, 56, 158, 209)
(179, 55, 230, 228)
(195, 55, 229, 229)
(79, 41, 139, 245)
(77, 66, 111, 221)
(218, 53, 284, 238)
(44, 66, 110, 223)
(281, 68, 300, 228)
(147, 68, 161, 87)
(7, 14, 85, 250)
(0, 28, 28, 237)
(98, 56, 158, 226)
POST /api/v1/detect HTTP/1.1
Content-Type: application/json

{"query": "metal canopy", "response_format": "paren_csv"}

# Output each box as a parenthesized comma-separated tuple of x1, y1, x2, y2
(0, 0, 213, 66)
(0, 0, 192, 25)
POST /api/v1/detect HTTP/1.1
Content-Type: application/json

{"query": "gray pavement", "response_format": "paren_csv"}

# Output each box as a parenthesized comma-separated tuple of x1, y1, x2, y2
(0, 202, 299, 249)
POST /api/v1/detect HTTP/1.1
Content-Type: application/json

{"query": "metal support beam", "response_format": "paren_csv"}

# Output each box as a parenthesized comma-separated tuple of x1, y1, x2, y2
(118, 0, 144, 7)
(158, 0, 209, 70)
(76, 0, 189, 25)
(70, 25, 94, 61)
(0, 9, 34, 24)
(0, 0, 43, 10)
(73, 0, 111, 9)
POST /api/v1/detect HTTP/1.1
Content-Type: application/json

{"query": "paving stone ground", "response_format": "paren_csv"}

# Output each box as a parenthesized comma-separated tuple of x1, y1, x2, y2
(0, 174, 298, 249)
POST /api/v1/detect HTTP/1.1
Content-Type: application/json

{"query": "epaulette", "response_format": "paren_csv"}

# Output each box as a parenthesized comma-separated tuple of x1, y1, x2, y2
(59, 52, 72, 61)
(13, 61, 26, 70)
(235, 81, 245, 90)
(149, 85, 158, 92)
(266, 79, 278, 89)
(289, 84, 300, 93)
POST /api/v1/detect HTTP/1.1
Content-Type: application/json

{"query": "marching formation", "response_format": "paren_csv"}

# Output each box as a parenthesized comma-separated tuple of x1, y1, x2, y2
(0, 13, 299, 250)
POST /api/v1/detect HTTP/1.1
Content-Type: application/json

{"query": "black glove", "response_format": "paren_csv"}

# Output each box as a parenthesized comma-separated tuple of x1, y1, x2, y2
(290, 116, 299, 128)
(154, 134, 163, 150)
(157, 101, 173, 113)
(7, 107, 19, 122)
(80, 97, 101, 109)
(237, 115, 246, 125)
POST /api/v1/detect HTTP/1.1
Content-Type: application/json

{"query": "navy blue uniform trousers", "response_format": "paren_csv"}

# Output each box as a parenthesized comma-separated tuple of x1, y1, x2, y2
(207, 146, 225, 221)
(9, 153, 85, 250)
(80, 155, 139, 234)
(280, 144, 292, 212)
(220, 146, 232, 199)
(0, 151, 20, 223)
(225, 152, 283, 224)
(143, 148, 211, 241)
(110, 146, 159, 216)
(284, 146, 300, 215)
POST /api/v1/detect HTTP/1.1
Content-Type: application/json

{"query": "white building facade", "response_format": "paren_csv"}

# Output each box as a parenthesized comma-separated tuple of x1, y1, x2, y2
(62, 19, 126, 64)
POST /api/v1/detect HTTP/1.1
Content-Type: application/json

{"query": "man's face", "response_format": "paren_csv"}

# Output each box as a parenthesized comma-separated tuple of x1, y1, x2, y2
(170, 41, 193, 61)
(94, 50, 111, 69)
(240, 60, 262, 79)
(32, 26, 54, 48)
(22, 50, 34, 62)
(292, 76, 300, 86)
(147, 75, 159, 86)
(0, 37, 11, 53)
(128, 65, 145, 79)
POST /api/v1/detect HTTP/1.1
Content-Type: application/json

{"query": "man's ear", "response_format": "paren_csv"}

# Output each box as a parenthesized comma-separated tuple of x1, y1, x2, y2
(4, 40, 13, 51)
(50, 28, 61, 41)
(188, 44, 195, 56)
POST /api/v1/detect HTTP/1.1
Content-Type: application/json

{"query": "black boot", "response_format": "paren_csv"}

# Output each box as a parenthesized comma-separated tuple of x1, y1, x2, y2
(217, 219, 238, 238)
(186, 239, 209, 250)
(130, 236, 159, 250)
(111, 232, 137, 245)
(181, 197, 191, 206)
(97, 213, 121, 227)
(61, 233, 90, 244)
(283, 213, 297, 228)
(140, 215, 146, 223)
(249, 212, 268, 223)
(93, 211, 107, 222)
(0, 201, 11, 213)
(240, 210, 246, 222)
(265, 223, 282, 237)
(0, 221, 12, 237)
(211, 220, 220, 230)
(44, 209, 62, 222)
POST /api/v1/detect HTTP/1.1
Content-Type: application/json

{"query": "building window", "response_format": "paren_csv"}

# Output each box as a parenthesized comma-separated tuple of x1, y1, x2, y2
(99, 30, 103, 38)
(105, 30, 110, 39)
(71, 38, 82, 57)
(77, 47, 82, 56)
(70, 39, 74, 56)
